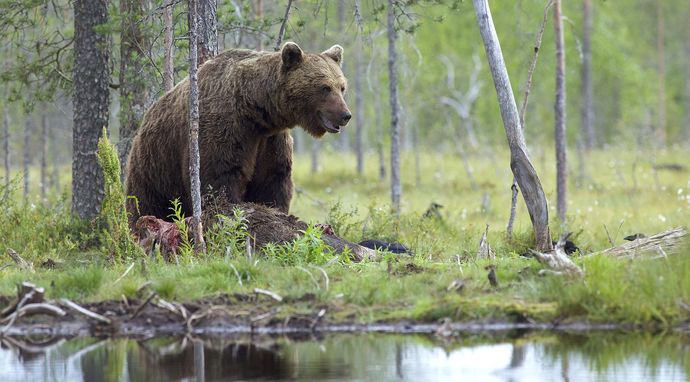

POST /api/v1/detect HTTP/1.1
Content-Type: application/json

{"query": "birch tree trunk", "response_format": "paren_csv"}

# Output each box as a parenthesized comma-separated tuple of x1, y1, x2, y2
(2, 107, 9, 187)
(336, 0, 349, 152)
(40, 114, 47, 203)
(472, 0, 553, 251)
(581, 0, 595, 150)
(554, 0, 567, 224)
(354, 37, 365, 175)
(163, 0, 175, 91)
(119, 0, 149, 172)
(23, 114, 32, 200)
(387, 0, 401, 215)
(656, 0, 666, 146)
(73, 0, 109, 220)
(310, 140, 320, 174)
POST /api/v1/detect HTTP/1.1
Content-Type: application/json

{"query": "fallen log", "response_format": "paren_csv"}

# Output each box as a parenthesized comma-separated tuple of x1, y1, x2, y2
(591, 227, 687, 260)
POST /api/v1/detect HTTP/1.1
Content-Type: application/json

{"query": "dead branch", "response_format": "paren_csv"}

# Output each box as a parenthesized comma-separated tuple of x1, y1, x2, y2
(530, 233, 584, 277)
(476, 224, 496, 260)
(5, 248, 33, 271)
(593, 227, 687, 260)
(254, 288, 283, 302)
(59, 299, 111, 324)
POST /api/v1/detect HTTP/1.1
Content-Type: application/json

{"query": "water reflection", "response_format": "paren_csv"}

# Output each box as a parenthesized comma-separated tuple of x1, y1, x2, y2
(0, 331, 688, 381)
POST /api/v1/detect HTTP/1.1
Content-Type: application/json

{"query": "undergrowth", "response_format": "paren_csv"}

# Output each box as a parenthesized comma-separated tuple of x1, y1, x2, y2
(0, 148, 689, 326)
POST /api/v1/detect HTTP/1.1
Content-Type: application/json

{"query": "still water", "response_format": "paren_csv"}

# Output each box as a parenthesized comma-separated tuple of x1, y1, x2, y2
(0, 331, 688, 381)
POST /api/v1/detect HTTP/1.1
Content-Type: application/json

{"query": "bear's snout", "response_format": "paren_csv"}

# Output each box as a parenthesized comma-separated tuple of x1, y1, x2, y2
(340, 112, 352, 125)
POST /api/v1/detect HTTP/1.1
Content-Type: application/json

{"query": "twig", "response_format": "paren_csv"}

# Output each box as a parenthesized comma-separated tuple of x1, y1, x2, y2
(111, 262, 135, 286)
(296, 266, 321, 290)
(131, 292, 157, 319)
(310, 308, 326, 331)
(309, 265, 329, 291)
(273, 0, 294, 51)
(59, 299, 111, 324)
(253, 288, 283, 302)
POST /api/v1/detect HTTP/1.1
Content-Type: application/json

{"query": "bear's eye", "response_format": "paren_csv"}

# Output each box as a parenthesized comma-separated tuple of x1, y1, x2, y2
(340, 86, 346, 93)
(322, 85, 332, 94)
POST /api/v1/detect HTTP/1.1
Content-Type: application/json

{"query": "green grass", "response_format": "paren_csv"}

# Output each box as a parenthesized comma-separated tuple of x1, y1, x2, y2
(0, 146, 689, 326)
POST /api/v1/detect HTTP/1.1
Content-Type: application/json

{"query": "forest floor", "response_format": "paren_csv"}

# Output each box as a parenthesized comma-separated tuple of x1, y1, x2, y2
(1, 147, 689, 336)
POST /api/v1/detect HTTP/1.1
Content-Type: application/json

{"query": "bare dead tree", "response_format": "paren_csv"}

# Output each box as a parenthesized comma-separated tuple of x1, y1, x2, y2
(506, 0, 552, 241)
(581, 0, 595, 149)
(2, 106, 9, 187)
(23, 114, 32, 200)
(163, 0, 175, 91)
(554, 0, 567, 224)
(73, 0, 109, 220)
(310, 140, 320, 174)
(656, 0, 666, 146)
(439, 54, 482, 149)
(365, 38, 386, 180)
(387, 0, 401, 215)
(273, 0, 293, 51)
(354, 36, 365, 175)
(119, 0, 149, 172)
(685, 36, 690, 144)
(473, 0, 553, 251)
(40, 114, 47, 203)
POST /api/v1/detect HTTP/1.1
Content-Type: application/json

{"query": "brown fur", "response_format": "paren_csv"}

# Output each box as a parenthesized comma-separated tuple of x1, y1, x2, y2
(125, 43, 350, 222)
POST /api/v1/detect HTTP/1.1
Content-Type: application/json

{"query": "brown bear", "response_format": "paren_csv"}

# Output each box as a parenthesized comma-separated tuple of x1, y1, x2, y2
(124, 42, 351, 223)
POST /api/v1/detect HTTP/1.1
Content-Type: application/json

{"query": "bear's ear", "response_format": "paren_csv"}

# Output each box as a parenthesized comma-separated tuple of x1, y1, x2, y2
(322, 45, 344, 67)
(281, 42, 304, 70)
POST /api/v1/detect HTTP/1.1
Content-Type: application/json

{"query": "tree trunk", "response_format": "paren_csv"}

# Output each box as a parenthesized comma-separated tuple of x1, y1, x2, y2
(255, 0, 264, 50)
(188, 0, 209, 253)
(685, 37, 690, 143)
(387, 0, 401, 215)
(195, 0, 218, 64)
(336, 0, 349, 152)
(354, 37, 365, 175)
(73, 0, 109, 220)
(163, 0, 175, 91)
(472, 0, 552, 251)
(581, 0, 595, 150)
(412, 125, 420, 187)
(40, 114, 47, 203)
(554, 0, 567, 224)
(310, 139, 320, 174)
(23, 114, 32, 200)
(656, 0, 666, 146)
(2, 107, 9, 187)
(119, 0, 149, 173)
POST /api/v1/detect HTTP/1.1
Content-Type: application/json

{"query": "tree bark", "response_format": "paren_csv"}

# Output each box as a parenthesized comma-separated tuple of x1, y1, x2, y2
(310, 139, 320, 174)
(554, 0, 567, 224)
(656, 0, 666, 146)
(163, 0, 175, 91)
(336, 0, 349, 152)
(40, 114, 47, 203)
(581, 0, 595, 149)
(195, 0, 218, 64)
(188, 0, 208, 253)
(73, 0, 109, 220)
(472, 0, 552, 251)
(23, 114, 32, 200)
(387, 0, 401, 215)
(2, 107, 9, 187)
(119, 0, 149, 173)
(354, 37, 365, 175)
(685, 37, 690, 143)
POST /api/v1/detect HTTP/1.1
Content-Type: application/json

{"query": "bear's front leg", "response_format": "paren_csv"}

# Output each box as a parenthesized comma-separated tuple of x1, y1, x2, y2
(244, 131, 294, 213)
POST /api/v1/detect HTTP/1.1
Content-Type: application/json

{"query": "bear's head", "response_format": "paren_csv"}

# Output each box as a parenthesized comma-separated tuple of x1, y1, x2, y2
(279, 42, 352, 138)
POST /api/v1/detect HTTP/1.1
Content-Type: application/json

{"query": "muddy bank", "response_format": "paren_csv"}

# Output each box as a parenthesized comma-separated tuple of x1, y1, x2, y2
(2, 293, 684, 338)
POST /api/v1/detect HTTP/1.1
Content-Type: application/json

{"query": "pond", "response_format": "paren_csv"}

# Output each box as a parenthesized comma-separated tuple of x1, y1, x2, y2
(0, 331, 688, 381)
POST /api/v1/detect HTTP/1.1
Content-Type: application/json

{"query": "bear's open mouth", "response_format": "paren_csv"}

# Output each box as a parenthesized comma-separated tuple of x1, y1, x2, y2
(318, 111, 342, 133)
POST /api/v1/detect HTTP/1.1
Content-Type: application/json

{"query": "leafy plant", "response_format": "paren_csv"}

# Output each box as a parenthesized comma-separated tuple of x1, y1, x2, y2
(205, 207, 250, 260)
(168, 198, 193, 261)
(96, 128, 142, 262)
